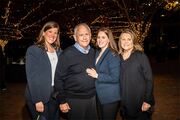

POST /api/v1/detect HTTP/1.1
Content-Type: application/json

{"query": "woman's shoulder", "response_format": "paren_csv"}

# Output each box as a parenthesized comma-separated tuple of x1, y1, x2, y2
(61, 46, 74, 54)
(57, 48, 63, 53)
(26, 45, 43, 54)
(133, 50, 149, 60)
(134, 50, 146, 56)
(27, 44, 39, 50)
(109, 49, 119, 58)
(59, 46, 77, 58)
(107, 50, 120, 62)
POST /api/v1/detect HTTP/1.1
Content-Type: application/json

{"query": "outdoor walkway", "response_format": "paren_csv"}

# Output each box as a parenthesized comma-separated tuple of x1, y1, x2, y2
(0, 59, 179, 120)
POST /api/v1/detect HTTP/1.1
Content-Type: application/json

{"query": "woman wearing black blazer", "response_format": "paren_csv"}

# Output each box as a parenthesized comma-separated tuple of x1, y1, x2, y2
(118, 29, 155, 120)
(25, 21, 62, 120)
(86, 27, 121, 120)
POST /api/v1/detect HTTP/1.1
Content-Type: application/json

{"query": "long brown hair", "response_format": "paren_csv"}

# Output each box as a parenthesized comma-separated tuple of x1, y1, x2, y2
(97, 27, 118, 53)
(36, 21, 60, 50)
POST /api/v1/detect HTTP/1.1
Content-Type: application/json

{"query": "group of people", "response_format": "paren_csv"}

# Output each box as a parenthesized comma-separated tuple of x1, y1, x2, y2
(25, 21, 155, 120)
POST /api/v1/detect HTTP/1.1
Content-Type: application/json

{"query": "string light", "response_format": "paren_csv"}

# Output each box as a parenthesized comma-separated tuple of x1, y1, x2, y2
(90, 15, 130, 41)
(21, 10, 56, 31)
(1, 1, 11, 25)
(21, 1, 88, 31)
(1, 0, 93, 42)
(0, 39, 8, 50)
(90, 15, 152, 42)
(0, 0, 47, 41)
(164, 1, 179, 11)
(111, 0, 158, 46)
(1, 0, 177, 43)
(15, 0, 47, 28)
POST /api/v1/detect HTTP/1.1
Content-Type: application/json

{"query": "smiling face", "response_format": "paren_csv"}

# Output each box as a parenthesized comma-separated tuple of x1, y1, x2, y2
(97, 31, 109, 50)
(73, 25, 91, 49)
(43, 27, 58, 46)
(120, 33, 134, 52)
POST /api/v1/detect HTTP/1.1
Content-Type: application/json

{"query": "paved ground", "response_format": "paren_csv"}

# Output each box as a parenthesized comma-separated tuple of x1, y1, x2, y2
(0, 58, 179, 120)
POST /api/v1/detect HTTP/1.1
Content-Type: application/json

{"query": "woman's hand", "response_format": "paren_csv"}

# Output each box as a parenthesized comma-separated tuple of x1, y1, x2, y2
(35, 101, 44, 112)
(86, 68, 98, 78)
(60, 103, 71, 113)
(141, 102, 151, 111)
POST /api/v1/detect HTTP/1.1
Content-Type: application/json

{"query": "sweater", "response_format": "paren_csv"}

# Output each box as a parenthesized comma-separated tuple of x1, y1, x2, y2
(55, 45, 96, 103)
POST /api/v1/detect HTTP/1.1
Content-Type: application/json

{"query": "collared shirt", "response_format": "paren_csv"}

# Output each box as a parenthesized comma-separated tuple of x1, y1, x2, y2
(74, 42, 90, 54)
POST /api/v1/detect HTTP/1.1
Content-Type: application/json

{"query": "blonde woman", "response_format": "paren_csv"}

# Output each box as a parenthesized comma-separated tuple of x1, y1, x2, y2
(118, 29, 155, 120)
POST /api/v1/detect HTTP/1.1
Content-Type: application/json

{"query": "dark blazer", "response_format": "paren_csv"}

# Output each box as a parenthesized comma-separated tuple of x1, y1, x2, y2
(25, 45, 62, 104)
(95, 48, 121, 104)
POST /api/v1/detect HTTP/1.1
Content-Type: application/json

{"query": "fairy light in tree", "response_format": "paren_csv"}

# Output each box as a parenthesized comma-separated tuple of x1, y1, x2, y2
(1, 1, 11, 25)
(111, 0, 163, 46)
(164, 0, 179, 11)
(0, 0, 47, 41)
(21, 0, 88, 31)
(1, 0, 170, 43)
(132, 21, 151, 46)
(90, 15, 131, 41)
(1, 0, 110, 41)
(21, 10, 56, 31)
(15, 0, 47, 28)
(0, 39, 8, 51)
(91, 15, 109, 24)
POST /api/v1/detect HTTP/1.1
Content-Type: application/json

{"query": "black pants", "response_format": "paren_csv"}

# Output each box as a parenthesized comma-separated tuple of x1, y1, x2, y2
(66, 96, 97, 120)
(26, 97, 60, 120)
(97, 99, 120, 120)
